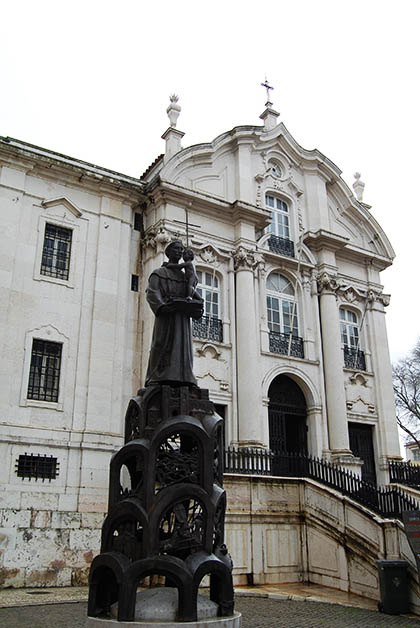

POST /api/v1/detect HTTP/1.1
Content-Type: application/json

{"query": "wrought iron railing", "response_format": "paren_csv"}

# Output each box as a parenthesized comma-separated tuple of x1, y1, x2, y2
(224, 448, 418, 521)
(343, 346, 366, 370)
(268, 235, 295, 258)
(389, 460, 420, 487)
(192, 316, 223, 343)
(224, 447, 273, 475)
(269, 332, 304, 358)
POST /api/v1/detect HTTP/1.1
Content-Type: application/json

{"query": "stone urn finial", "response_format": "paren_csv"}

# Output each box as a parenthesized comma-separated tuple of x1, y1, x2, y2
(167, 94, 181, 128)
(353, 172, 365, 202)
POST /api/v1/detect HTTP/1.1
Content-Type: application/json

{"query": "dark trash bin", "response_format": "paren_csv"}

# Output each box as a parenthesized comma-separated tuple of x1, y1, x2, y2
(376, 560, 409, 615)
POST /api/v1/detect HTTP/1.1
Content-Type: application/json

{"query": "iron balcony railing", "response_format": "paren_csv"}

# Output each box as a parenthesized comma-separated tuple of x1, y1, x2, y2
(269, 332, 304, 359)
(192, 316, 223, 343)
(343, 346, 366, 370)
(268, 235, 295, 258)
(224, 448, 418, 521)
(389, 460, 420, 487)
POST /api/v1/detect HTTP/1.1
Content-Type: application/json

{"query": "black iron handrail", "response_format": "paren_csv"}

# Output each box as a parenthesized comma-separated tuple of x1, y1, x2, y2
(343, 346, 366, 371)
(224, 448, 418, 521)
(192, 316, 223, 343)
(269, 332, 304, 358)
(389, 460, 420, 487)
(268, 235, 295, 258)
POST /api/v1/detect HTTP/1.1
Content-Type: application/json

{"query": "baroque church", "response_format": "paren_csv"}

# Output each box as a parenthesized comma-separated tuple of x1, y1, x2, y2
(0, 93, 415, 604)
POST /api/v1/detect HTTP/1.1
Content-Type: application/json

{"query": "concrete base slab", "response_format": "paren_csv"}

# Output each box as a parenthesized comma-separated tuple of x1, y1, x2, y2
(86, 612, 242, 627)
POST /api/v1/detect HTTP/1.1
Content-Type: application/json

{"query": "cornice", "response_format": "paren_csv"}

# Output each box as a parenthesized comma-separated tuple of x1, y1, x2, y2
(304, 229, 349, 252)
(0, 137, 145, 202)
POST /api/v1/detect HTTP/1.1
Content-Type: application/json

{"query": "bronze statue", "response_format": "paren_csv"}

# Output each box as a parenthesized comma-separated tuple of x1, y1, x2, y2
(88, 239, 235, 624)
(145, 240, 203, 386)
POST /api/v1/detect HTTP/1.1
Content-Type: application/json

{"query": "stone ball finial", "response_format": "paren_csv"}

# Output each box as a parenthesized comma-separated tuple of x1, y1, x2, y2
(353, 171, 365, 202)
(167, 94, 181, 128)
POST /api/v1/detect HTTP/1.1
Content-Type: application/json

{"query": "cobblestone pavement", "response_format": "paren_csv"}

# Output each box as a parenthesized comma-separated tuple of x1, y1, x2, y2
(0, 597, 420, 628)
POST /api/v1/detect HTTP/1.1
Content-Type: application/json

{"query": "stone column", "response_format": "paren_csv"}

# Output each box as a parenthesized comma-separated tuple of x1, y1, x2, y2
(317, 272, 353, 459)
(234, 246, 265, 447)
(366, 291, 402, 481)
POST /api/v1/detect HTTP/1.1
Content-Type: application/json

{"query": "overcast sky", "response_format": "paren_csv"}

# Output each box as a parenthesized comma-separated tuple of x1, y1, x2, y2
(2, 0, 419, 361)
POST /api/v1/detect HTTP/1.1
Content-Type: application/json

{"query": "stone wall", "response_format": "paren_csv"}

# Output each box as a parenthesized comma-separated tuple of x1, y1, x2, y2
(2, 474, 419, 615)
(0, 508, 103, 588)
(224, 475, 420, 612)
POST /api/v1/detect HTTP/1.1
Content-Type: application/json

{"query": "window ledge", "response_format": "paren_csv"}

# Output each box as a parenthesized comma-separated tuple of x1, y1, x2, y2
(33, 275, 74, 289)
(21, 399, 64, 412)
(193, 338, 232, 350)
(260, 350, 319, 366)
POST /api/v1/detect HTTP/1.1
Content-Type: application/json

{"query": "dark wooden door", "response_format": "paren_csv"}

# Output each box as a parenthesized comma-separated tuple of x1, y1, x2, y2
(348, 422, 377, 485)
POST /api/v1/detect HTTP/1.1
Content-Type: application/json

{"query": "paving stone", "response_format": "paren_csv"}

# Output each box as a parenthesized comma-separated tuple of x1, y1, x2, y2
(0, 597, 419, 628)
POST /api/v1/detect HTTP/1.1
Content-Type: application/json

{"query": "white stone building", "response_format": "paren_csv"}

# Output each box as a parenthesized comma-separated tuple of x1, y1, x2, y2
(0, 98, 411, 599)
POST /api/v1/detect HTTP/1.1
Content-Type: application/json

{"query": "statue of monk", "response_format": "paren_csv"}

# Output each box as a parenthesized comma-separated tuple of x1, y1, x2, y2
(145, 240, 203, 386)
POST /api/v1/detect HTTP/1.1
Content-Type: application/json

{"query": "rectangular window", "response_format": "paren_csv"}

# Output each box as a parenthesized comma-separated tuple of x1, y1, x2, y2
(40, 224, 72, 280)
(27, 339, 62, 402)
(16, 454, 59, 481)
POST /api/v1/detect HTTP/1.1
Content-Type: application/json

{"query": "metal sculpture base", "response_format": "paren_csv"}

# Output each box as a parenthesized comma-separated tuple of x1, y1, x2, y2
(88, 384, 235, 623)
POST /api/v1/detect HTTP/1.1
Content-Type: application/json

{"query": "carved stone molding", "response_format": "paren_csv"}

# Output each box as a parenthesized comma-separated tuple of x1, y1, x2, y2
(233, 246, 255, 271)
(317, 271, 340, 294)
(254, 153, 302, 208)
(336, 284, 390, 308)
(143, 228, 171, 251)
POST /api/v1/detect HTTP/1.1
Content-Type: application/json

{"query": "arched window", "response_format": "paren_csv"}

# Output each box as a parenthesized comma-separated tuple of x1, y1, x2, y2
(265, 194, 294, 257)
(192, 270, 223, 342)
(340, 308, 366, 370)
(266, 273, 303, 358)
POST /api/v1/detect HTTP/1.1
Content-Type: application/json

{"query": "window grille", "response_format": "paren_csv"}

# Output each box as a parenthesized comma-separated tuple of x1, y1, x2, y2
(15, 453, 59, 481)
(27, 339, 62, 402)
(40, 224, 72, 280)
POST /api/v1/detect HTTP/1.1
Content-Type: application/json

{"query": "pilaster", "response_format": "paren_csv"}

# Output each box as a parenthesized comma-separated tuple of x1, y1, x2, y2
(234, 246, 265, 447)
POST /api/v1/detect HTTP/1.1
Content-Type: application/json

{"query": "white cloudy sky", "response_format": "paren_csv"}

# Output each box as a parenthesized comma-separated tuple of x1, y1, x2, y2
(2, 0, 419, 361)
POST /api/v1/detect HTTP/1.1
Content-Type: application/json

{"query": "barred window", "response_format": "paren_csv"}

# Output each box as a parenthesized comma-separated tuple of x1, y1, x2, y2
(16, 454, 59, 481)
(27, 339, 62, 402)
(40, 224, 72, 280)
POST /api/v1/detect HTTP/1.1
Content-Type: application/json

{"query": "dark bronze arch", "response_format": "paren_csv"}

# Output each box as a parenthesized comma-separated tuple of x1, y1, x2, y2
(268, 375, 307, 473)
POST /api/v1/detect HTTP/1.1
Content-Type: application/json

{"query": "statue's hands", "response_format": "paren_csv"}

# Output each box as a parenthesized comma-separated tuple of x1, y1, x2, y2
(159, 302, 177, 315)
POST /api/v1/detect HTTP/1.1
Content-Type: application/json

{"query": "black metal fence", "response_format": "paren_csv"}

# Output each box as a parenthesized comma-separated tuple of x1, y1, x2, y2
(224, 448, 418, 521)
(389, 460, 420, 487)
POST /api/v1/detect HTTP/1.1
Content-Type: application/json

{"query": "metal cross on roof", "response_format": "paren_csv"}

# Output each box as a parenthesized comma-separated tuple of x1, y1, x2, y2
(261, 78, 274, 104)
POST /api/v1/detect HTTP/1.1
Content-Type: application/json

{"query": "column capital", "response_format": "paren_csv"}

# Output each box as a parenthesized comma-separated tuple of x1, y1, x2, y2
(233, 245, 262, 272)
(317, 271, 340, 295)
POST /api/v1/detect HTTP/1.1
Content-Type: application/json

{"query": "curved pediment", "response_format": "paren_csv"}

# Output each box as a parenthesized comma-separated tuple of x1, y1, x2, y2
(148, 121, 394, 263)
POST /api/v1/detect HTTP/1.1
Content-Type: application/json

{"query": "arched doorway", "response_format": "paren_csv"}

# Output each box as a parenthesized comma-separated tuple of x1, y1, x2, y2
(268, 375, 307, 474)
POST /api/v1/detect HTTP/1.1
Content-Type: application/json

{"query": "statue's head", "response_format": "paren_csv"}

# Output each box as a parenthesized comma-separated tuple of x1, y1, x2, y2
(165, 240, 184, 260)
(182, 248, 194, 262)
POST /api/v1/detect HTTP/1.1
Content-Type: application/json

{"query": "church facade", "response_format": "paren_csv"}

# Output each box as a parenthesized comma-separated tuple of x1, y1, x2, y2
(0, 97, 404, 590)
